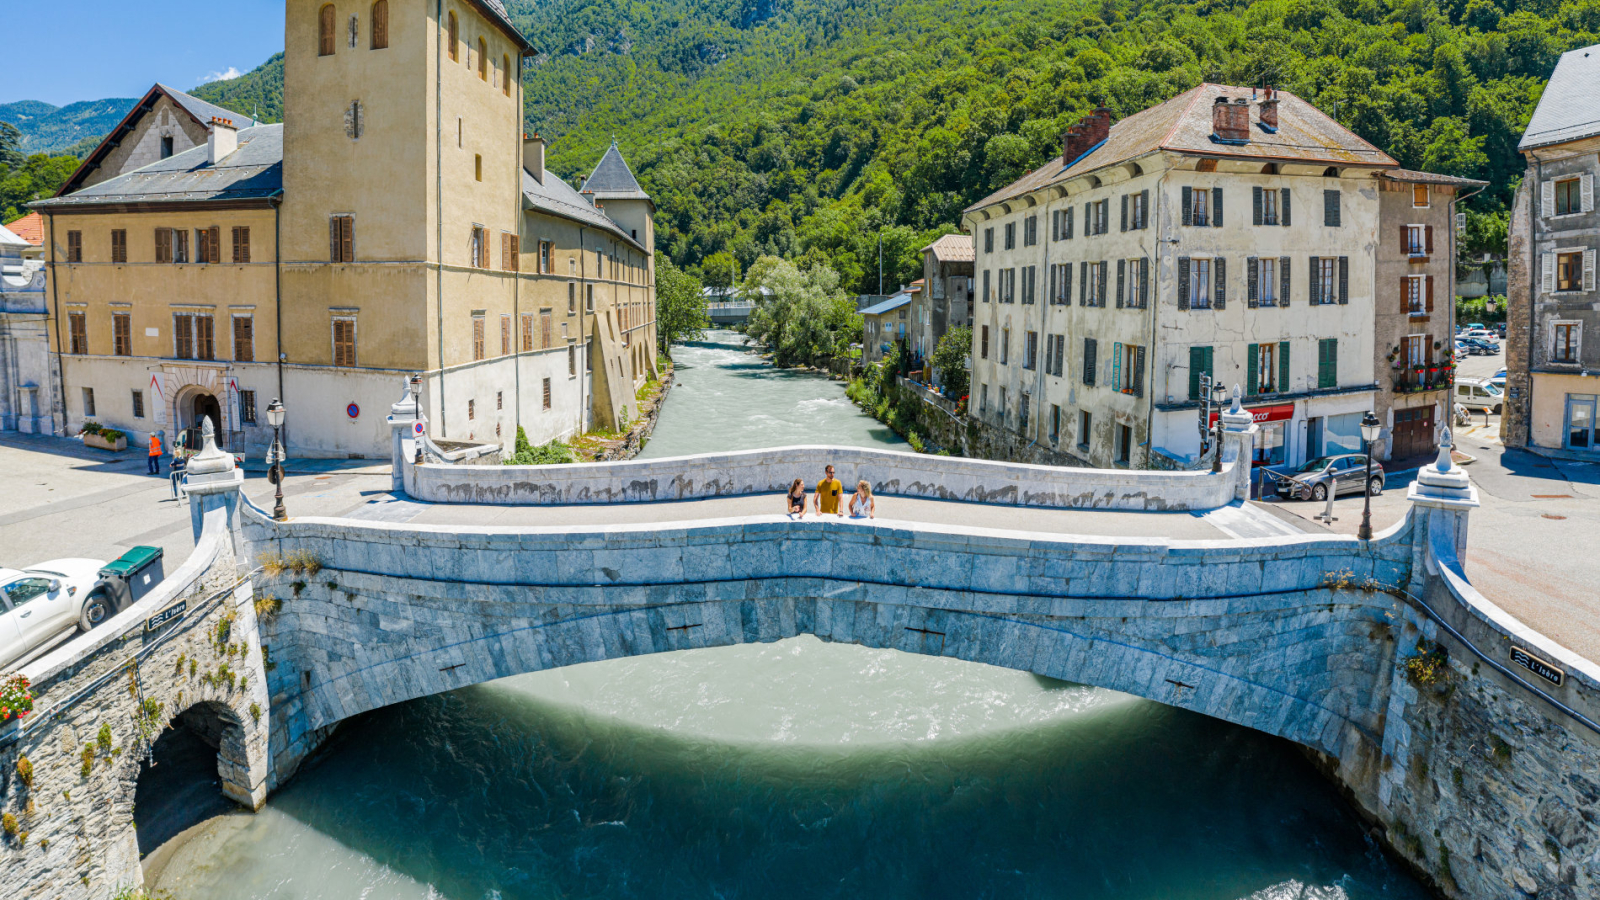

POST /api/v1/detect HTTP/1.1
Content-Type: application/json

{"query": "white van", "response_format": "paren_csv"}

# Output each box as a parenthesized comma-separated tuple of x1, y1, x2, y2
(1456, 378, 1503, 414)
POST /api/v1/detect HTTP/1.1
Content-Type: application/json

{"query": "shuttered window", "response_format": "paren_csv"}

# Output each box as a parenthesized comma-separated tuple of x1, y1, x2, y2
(1323, 190, 1341, 227)
(472, 315, 486, 360)
(371, 0, 389, 49)
(447, 12, 459, 61)
(234, 316, 254, 362)
(66, 230, 82, 262)
(333, 319, 357, 367)
(1082, 337, 1097, 387)
(174, 314, 194, 359)
(1317, 338, 1338, 389)
(501, 315, 512, 356)
(319, 4, 336, 56)
(1188, 346, 1213, 401)
(113, 313, 131, 356)
(541, 309, 553, 349)
(478, 38, 488, 80)
(111, 230, 126, 263)
(195, 315, 215, 360)
(330, 215, 355, 262)
(155, 228, 172, 264)
(68, 312, 87, 354)
(543, 377, 552, 410)
(503, 55, 513, 96)
(521, 314, 534, 352)
(501, 233, 520, 271)
(232, 226, 251, 263)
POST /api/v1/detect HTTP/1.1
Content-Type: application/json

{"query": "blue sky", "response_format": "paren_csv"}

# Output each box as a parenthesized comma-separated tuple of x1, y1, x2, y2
(6, 1, 285, 106)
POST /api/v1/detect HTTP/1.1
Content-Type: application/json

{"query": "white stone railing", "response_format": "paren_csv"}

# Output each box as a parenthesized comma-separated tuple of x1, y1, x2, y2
(401, 442, 1254, 510)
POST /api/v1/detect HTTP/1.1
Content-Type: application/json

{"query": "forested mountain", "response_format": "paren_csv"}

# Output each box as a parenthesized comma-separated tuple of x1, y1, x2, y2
(14, 0, 1588, 292)
(0, 98, 137, 156)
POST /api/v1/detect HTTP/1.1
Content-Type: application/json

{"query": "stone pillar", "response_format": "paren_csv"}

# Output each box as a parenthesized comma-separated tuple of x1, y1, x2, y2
(1219, 385, 1260, 502)
(386, 375, 425, 495)
(183, 418, 243, 543)
(1406, 426, 1480, 570)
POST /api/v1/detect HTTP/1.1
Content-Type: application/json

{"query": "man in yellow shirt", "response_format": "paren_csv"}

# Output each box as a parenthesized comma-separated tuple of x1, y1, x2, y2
(814, 465, 844, 516)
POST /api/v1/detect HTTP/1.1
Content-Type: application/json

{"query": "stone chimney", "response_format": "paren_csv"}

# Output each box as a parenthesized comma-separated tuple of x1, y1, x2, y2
(1259, 86, 1279, 131)
(1212, 96, 1250, 143)
(523, 132, 546, 184)
(207, 117, 237, 165)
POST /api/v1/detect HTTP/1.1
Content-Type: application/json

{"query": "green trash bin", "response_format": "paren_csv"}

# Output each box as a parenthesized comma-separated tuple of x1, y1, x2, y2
(96, 546, 165, 612)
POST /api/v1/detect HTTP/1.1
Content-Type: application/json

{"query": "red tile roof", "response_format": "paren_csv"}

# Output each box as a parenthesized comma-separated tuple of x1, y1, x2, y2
(967, 84, 1397, 214)
(2, 212, 43, 246)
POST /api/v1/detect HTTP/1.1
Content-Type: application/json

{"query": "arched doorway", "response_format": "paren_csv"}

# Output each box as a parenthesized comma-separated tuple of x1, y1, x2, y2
(134, 701, 249, 855)
(182, 391, 223, 452)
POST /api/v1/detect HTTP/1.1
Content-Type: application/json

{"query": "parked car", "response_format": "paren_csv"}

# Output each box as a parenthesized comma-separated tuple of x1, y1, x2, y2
(1463, 322, 1486, 332)
(0, 558, 111, 669)
(1454, 340, 1474, 357)
(1275, 455, 1386, 502)
(1461, 338, 1498, 356)
(1456, 378, 1504, 414)
(1462, 330, 1501, 347)
(1495, 323, 1507, 338)
(1490, 368, 1506, 390)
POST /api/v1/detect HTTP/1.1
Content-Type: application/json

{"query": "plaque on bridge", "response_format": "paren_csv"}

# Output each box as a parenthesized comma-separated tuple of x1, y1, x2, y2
(146, 600, 187, 632)
(1510, 645, 1564, 687)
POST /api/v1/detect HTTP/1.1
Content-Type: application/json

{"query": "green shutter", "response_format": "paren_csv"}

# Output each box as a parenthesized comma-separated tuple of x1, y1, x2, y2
(1112, 342, 1123, 391)
(1189, 346, 1204, 400)
(1278, 341, 1290, 394)
(1247, 343, 1259, 396)
(1318, 338, 1337, 388)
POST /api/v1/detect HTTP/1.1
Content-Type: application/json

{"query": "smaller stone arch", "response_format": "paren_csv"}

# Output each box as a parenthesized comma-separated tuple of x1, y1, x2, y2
(134, 700, 257, 855)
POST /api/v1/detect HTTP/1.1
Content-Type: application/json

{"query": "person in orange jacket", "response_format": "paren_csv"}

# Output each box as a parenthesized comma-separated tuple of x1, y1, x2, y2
(147, 432, 162, 475)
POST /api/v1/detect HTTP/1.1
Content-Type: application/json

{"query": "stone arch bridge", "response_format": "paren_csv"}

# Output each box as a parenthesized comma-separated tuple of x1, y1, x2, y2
(2, 414, 1598, 900)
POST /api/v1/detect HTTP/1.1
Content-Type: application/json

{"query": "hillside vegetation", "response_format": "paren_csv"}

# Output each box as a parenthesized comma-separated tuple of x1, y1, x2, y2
(27, 0, 1594, 293)
(0, 98, 136, 156)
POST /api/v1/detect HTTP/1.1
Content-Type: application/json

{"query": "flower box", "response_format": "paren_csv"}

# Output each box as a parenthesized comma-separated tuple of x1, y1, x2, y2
(84, 432, 127, 452)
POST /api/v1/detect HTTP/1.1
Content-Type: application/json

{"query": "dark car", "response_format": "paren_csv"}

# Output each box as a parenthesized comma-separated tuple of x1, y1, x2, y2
(1274, 454, 1386, 502)
(1495, 323, 1507, 338)
(1461, 337, 1498, 356)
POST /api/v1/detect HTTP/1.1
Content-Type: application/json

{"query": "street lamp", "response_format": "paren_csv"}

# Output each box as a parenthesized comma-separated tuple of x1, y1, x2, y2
(1210, 378, 1228, 473)
(266, 398, 286, 521)
(1358, 410, 1382, 540)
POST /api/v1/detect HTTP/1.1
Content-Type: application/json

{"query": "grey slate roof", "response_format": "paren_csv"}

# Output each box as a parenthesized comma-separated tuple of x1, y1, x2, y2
(159, 83, 258, 131)
(57, 83, 258, 197)
(968, 84, 1395, 215)
(35, 124, 283, 208)
(1378, 168, 1487, 187)
(1520, 44, 1600, 150)
(581, 142, 650, 200)
(523, 168, 643, 249)
(860, 293, 912, 316)
(470, 0, 535, 50)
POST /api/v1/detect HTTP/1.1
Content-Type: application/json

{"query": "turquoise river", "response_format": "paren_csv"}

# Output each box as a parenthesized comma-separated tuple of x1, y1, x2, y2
(146, 331, 1430, 900)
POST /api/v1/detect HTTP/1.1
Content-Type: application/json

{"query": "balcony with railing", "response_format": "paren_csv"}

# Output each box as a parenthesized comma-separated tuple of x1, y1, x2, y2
(1392, 365, 1450, 394)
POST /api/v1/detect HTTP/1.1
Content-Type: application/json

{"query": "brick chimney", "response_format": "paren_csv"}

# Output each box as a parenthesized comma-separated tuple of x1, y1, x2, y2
(523, 132, 546, 184)
(1213, 96, 1250, 143)
(1061, 107, 1114, 165)
(1259, 86, 1279, 131)
(207, 117, 237, 165)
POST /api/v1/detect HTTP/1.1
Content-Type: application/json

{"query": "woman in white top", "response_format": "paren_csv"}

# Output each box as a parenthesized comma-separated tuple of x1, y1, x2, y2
(849, 480, 875, 518)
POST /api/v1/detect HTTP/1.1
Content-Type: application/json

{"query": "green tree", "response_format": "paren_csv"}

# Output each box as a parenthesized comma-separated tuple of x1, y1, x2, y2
(698, 251, 740, 298)
(0, 153, 78, 222)
(931, 326, 973, 400)
(655, 255, 709, 355)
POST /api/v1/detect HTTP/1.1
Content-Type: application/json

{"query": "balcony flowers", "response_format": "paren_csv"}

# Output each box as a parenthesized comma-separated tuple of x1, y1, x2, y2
(1, 674, 34, 723)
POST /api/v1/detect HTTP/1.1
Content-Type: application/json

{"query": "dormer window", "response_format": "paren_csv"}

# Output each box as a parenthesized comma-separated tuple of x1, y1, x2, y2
(160, 136, 174, 159)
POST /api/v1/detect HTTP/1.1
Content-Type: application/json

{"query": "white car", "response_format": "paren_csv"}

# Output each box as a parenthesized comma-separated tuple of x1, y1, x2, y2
(1, 559, 111, 669)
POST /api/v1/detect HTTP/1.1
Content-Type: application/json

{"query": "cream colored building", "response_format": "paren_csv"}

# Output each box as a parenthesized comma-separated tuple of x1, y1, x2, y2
(964, 86, 1393, 470)
(33, 0, 655, 458)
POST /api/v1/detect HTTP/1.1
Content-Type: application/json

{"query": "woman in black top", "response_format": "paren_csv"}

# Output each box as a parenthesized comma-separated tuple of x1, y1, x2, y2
(786, 478, 807, 517)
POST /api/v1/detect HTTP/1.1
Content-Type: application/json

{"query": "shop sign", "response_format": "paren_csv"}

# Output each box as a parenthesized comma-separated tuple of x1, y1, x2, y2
(1209, 403, 1295, 426)
(1510, 646, 1564, 687)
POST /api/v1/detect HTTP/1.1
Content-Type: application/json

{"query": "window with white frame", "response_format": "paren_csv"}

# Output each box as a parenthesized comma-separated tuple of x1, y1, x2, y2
(1406, 276, 1425, 315)
(1188, 259, 1211, 309)
(1553, 321, 1582, 363)
(1257, 257, 1277, 305)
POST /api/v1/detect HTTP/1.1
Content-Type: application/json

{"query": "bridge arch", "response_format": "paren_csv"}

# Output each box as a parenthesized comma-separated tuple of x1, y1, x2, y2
(134, 700, 253, 855)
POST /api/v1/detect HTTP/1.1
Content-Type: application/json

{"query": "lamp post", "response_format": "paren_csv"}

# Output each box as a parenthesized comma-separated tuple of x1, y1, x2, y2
(266, 398, 286, 522)
(1358, 410, 1382, 540)
(1210, 380, 1228, 473)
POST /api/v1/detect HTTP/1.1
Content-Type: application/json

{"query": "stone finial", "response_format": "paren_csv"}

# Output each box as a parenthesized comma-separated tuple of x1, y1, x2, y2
(1220, 384, 1255, 434)
(1434, 426, 1454, 474)
(185, 417, 235, 477)
(1229, 385, 1242, 415)
(389, 375, 421, 420)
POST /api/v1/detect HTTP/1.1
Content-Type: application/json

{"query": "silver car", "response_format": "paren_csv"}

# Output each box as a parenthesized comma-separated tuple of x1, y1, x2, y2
(1275, 455, 1386, 502)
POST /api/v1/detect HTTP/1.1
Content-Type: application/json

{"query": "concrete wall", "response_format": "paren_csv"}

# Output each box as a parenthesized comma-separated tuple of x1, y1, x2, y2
(400, 437, 1254, 509)
(79, 97, 211, 191)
